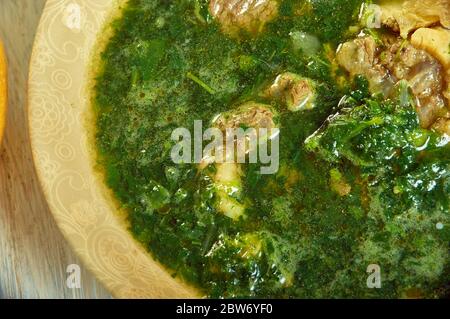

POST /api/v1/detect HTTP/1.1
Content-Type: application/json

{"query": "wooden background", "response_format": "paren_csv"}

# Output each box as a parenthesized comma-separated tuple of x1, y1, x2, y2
(0, 0, 111, 299)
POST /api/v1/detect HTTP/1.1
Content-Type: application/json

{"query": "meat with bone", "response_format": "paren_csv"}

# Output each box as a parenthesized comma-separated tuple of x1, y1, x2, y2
(209, 0, 279, 38)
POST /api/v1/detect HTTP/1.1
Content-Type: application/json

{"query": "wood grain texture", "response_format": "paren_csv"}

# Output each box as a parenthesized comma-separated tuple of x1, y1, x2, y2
(0, 0, 111, 299)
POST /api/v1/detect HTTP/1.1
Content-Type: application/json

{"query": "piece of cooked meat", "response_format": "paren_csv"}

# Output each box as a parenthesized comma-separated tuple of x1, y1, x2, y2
(411, 27, 450, 69)
(213, 102, 275, 131)
(264, 72, 317, 112)
(204, 102, 276, 221)
(336, 36, 396, 96)
(411, 27, 450, 105)
(379, 0, 450, 38)
(337, 35, 449, 128)
(382, 40, 449, 128)
(198, 102, 275, 167)
(209, 0, 279, 38)
(200, 102, 275, 168)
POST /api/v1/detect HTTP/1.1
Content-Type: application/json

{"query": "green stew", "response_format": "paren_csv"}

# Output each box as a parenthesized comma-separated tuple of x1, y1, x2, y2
(93, 0, 450, 298)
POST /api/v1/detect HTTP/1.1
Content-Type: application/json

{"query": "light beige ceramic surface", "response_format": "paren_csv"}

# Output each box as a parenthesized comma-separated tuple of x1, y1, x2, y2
(28, 0, 198, 298)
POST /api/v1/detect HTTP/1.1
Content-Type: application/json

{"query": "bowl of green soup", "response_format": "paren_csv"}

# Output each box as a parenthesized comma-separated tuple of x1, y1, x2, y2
(29, 0, 450, 298)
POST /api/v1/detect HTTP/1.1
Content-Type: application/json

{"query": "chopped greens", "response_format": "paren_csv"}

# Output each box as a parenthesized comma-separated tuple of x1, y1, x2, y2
(94, 0, 449, 298)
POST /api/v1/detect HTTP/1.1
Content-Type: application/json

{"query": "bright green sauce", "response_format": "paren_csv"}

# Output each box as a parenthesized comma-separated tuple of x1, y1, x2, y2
(94, 0, 449, 298)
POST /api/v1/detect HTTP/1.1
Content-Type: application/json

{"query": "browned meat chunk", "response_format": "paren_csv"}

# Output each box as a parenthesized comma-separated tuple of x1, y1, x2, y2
(213, 102, 275, 131)
(202, 102, 277, 220)
(411, 27, 450, 105)
(337, 35, 449, 128)
(411, 27, 450, 69)
(336, 36, 396, 96)
(264, 73, 317, 111)
(382, 40, 448, 128)
(209, 0, 279, 38)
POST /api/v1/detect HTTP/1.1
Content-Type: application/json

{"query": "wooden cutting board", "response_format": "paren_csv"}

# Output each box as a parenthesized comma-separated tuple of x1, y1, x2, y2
(0, 0, 111, 299)
(0, 40, 6, 142)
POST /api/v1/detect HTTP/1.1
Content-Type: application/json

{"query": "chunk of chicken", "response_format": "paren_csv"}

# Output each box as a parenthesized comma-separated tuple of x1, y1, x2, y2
(209, 0, 279, 38)
(200, 102, 275, 167)
(203, 102, 276, 220)
(411, 27, 450, 105)
(214, 102, 275, 132)
(264, 72, 317, 111)
(382, 40, 448, 128)
(336, 36, 396, 96)
(337, 36, 449, 128)
(411, 27, 450, 69)
(379, 0, 450, 38)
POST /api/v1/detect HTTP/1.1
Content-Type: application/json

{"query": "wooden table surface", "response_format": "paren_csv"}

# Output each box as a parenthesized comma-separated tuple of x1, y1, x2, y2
(0, 0, 111, 299)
